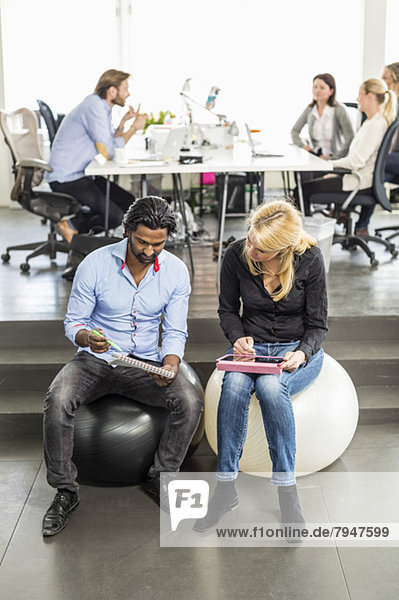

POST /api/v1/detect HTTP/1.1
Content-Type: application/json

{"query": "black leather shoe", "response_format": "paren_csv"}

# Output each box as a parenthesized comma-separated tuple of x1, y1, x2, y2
(143, 471, 170, 513)
(42, 491, 80, 537)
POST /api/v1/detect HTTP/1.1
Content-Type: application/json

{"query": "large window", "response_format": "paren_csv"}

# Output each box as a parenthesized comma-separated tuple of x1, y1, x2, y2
(0, 0, 117, 113)
(129, 0, 364, 143)
(0, 0, 365, 141)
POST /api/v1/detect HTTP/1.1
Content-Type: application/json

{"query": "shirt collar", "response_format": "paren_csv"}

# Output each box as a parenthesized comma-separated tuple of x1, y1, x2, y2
(100, 95, 112, 114)
(112, 238, 167, 273)
(311, 104, 334, 119)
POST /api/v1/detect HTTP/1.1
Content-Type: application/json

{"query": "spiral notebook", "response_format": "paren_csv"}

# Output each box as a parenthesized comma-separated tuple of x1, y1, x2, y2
(110, 353, 174, 379)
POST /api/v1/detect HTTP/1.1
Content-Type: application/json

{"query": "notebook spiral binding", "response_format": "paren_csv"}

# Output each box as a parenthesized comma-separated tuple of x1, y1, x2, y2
(111, 353, 174, 379)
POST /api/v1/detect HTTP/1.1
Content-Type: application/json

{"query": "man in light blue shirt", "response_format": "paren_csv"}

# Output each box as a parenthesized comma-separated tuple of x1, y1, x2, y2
(42, 197, 203, 537)
(47, 69, 147, 241)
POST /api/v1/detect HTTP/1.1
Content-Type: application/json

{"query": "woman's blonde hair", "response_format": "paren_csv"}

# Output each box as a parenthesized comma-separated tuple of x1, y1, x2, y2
(386, 62, 399, 84)
(362, 78, 398, 125)
(243, 200, 316, 302)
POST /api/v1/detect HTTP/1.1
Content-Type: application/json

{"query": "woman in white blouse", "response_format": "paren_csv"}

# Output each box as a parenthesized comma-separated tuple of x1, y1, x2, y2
(300, 78, 397, 235)
(291, 73, 355, 160)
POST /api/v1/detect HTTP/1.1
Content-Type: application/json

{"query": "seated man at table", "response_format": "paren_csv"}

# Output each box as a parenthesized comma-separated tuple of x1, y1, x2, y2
(47, 69, 147, 241)
(42, 196, 203, 536)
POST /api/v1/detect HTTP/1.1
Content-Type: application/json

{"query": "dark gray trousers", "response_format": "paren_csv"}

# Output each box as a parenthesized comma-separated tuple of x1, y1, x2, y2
(43, 351, 203, 491)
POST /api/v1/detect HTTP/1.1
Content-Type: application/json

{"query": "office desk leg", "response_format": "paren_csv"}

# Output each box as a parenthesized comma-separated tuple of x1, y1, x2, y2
(105, 176, 110, 235)
(296, 171, 306, 215)
(216, 173, 229, 289)
(174, 174, 194, 277)
(257, 172, 265, 203)
(140, 174, 147, 197)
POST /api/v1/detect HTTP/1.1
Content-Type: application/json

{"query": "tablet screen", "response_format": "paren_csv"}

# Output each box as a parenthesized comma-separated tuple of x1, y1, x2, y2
(222, 355, 283, 364)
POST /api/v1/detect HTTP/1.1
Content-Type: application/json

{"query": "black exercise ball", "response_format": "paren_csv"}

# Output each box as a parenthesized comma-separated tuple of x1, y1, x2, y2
(72, 360, 204, 485)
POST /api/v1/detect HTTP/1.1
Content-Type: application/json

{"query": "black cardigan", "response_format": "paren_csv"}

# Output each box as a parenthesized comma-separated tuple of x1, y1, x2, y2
(218, 240, 328, 359)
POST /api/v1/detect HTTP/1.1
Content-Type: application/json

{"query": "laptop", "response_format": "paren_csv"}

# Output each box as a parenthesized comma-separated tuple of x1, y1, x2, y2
(126, 126, 188, 165)
(245, 123, 283, 158)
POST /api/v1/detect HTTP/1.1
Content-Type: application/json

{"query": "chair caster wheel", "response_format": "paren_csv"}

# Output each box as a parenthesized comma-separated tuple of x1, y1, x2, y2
(370, 259, 379, 268)
(1, 252, 10, 263)
(391, 250, 398, 259)
(20, 262, 30, 272)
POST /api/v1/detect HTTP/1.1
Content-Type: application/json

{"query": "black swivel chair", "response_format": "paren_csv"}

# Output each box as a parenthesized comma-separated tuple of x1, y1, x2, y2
(37, 99, 64, 146)
(307, 119, 399, 267)
(343, 102, 367, 129)
(1, 108, 81, 272)
(375, 219, 399, 242)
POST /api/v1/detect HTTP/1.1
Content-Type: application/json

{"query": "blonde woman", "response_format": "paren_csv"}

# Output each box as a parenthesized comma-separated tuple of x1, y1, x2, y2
(300, 78, 397, 235)
(194, 200, 327, 533)
(382, 62, 399, 98)
(382, 62, 399, 187)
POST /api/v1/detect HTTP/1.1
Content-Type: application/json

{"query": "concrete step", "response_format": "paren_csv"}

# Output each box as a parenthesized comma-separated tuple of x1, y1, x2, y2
(1, 315, 398, 346)
(0, 391, 43, 436)
(185, 340, 399, 388)
(357, 386, 399, 424)
(1, 385, 398, 436)
(1, 339, 398, 391)
(187, 316, 399, 344)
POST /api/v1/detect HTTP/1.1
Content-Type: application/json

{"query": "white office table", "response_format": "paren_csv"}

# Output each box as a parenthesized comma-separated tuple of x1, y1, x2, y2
(85, 143, 332, 282)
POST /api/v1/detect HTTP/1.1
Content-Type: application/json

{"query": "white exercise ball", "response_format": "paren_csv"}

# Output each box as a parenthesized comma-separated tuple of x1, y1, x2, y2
(204, 353, 358, 477)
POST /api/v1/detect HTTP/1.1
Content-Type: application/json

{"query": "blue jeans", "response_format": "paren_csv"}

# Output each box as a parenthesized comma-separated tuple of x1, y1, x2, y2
(216, 342, 324, 486)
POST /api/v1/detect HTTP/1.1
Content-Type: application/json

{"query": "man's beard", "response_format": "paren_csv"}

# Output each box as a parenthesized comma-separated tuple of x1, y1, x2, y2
(112, 95, 125, 107)
(129, 236, 156, 264)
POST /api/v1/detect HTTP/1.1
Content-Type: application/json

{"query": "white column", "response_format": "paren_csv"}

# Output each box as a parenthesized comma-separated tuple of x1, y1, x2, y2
(0, 6, 13, 208)
(116, 0, 133, 72)
(362, 0, 387, 80)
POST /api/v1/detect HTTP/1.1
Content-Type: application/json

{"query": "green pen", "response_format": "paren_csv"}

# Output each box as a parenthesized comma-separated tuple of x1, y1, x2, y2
(92, 329, 123, 352)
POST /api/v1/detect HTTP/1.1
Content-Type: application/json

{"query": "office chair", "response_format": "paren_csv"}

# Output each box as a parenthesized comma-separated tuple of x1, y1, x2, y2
(0, 107, 81, 272)
(343, 102, 367, 131)
(307, 119, 399, 267)
(375, 221, 399, 242)
(36, 99, 64, 146)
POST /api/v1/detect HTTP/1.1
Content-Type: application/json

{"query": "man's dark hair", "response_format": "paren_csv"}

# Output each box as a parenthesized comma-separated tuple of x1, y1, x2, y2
(123, 196, 177, 235)
(94, 69, 130, 99)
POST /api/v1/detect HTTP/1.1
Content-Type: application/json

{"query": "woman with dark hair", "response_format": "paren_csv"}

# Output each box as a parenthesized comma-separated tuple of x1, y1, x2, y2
(291, 73, 354, 160)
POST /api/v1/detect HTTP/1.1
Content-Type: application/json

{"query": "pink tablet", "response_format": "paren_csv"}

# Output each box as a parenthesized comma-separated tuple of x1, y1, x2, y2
(216, 354, 284, 375)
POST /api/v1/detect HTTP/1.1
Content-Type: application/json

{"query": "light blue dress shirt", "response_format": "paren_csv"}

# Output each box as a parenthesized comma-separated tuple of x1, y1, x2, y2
(47, 94, 124, 183)
(64, 239, 191, 363)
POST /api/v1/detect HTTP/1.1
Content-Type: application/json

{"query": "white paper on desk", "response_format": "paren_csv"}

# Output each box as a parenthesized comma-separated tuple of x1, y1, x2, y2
(123, 160, 168, 167)
(94, 153, 107, 165)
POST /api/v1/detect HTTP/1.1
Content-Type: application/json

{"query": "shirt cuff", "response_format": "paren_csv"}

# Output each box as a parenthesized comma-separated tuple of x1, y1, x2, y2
(114, 137, 125, 148)
(160, 341, 185, 362)
(65, 324, 89, 346)
(296, 342, 312, 361)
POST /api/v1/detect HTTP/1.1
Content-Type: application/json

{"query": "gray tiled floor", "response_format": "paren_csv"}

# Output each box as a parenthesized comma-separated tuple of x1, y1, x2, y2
(1, 205, 399, 599)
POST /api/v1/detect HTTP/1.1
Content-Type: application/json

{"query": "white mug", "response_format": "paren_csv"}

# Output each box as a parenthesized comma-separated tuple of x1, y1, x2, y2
(114, 147, 128, 165)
